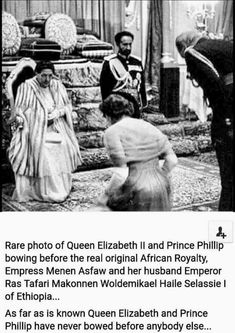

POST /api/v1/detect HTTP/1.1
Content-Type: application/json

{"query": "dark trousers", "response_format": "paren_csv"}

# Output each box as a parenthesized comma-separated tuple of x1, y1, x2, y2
(214, 137, 233, 211)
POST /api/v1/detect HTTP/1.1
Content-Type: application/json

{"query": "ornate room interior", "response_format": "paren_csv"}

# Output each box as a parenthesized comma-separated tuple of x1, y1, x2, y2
(1, 0, 233, 211)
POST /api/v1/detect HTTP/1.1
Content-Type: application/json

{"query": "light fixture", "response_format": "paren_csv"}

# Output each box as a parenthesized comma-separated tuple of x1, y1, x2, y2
(186, 1, 217, 31)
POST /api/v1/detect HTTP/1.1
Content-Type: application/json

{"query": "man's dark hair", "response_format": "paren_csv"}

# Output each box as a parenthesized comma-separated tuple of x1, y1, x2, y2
(35, 60, 55, 74)
(114, 31, 134, 45)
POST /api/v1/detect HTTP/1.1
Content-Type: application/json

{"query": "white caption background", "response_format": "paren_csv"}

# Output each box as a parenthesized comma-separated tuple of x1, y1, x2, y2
(1, 212, 234, 333)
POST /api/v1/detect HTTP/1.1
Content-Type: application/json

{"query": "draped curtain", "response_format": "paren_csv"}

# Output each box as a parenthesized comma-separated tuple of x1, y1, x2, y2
(144, 0, 162, 88)
(215, 0, 233, 40)
(2, 0, 125, 43)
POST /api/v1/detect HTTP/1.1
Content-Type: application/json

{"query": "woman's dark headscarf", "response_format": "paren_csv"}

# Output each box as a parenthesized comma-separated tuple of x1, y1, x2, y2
(35, 60, 55, 74)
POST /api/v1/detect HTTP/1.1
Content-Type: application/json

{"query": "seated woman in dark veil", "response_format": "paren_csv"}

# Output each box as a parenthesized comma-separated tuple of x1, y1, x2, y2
(96, 93, 178, 211)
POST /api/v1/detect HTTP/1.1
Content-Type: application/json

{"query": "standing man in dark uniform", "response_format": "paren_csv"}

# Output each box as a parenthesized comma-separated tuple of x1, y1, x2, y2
(176, 31, 233, 211)
(100, 31, 147, 117)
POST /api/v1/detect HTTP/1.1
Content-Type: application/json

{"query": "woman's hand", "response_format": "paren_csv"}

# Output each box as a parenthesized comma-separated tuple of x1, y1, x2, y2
(48, 109, 58, 120)
(162, 152, 178, 175)
(15, 115, 24, 129)
(47, 107, 62, 126)
(47, 110, 56, 126)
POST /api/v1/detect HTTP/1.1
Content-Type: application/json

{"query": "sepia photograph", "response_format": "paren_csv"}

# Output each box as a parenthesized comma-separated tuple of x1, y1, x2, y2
(1, 0, 233, 212)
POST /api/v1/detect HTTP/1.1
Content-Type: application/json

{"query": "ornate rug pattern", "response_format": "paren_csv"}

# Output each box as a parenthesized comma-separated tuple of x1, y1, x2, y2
(2, 158, 220, 212)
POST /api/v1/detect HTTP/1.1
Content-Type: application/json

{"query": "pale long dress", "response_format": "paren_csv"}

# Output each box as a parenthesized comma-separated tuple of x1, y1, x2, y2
(9, 78, 82, 203)
(100, 117, 174, 211)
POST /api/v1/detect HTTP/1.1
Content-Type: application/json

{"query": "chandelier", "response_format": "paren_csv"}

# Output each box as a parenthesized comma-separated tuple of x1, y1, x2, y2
(186, 1, 217, 31)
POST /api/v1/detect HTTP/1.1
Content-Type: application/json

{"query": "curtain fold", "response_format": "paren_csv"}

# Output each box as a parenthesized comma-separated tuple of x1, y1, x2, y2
(2, 0, 125, 43)
(81, 0, 125, 43)
(144, 0, 162, 88)
(215, 0, 233, 40)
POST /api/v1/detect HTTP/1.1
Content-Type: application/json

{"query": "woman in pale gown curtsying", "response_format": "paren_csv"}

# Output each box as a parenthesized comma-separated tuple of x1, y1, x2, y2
(96, 93, 178, 211)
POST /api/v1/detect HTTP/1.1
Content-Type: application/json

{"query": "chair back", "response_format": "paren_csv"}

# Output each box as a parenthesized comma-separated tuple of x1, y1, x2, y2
(6, 57, 36, 123)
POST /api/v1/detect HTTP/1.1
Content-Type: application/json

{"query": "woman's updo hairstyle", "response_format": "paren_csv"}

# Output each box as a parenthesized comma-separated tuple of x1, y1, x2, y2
(100, 93, 135, 119)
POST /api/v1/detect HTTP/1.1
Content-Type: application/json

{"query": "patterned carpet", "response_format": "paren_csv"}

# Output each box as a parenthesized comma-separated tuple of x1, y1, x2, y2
(2, 157, 220, 212)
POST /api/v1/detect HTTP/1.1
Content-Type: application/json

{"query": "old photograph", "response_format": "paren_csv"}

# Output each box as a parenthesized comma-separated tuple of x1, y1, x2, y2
(1, 0, 233, 212)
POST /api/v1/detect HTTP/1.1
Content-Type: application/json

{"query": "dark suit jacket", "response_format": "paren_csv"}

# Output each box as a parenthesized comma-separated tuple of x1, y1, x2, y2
(185, 38, 233, 141)
(100, 53, 147, 108)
